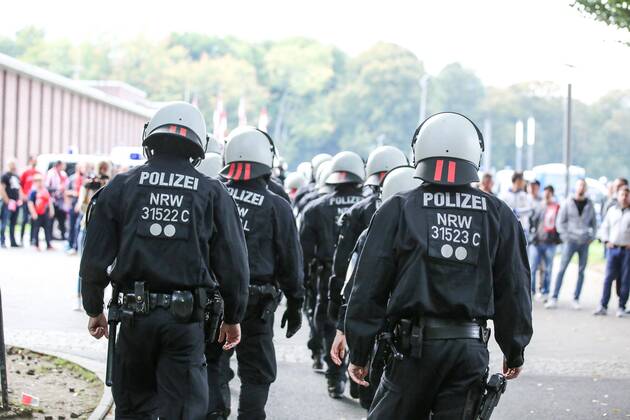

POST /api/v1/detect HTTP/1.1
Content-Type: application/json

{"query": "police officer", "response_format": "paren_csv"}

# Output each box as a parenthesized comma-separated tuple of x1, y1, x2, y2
(197, 135, 223, 178)
(346, 112, 533, 419)
(80, 102, 250, 419)
(284, 171, 307, 202)
(330, 165, 419, 409)
(293, 153, 332, 212)
(207, 126, 304, 420)
(329, 146, 408, 326)
(300, 151, 365, 398)
(299, 158, 334, 371)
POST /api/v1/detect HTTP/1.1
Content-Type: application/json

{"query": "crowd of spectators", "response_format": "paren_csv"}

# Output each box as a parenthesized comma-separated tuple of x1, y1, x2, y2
(479, 172, 629, 317)
(0, 156, 112, 254)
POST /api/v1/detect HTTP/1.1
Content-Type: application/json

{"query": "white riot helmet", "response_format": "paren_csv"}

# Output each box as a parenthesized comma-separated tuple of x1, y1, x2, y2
(297, 161, 313, 182)
(412, 112, 484, 185)
(285, 172, 307, 191)
(206, 134, 222, 155)
(381, 166, 423, 201)
(221, 126, 275, 180)
(197, 152, 223, 178)
(143, 101, 208, 161)
(311, 153, 332, 181)
(325, 151, 365, 185)
(316, 160, 334, 193)
(365, 146, 409, 186)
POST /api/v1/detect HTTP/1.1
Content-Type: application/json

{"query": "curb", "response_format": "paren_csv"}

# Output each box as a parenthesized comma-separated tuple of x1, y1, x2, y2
(13, 346, 113, 420)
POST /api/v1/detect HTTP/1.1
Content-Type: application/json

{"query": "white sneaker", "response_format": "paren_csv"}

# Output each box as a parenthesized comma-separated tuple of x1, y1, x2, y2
(73, 297, 82, 312)
(545, 298, 558, 309)
(616, 308, 627, 318)
(534, 292, 543, 302)
(572, 300, 581, 310)
(593, 306, 607, 316)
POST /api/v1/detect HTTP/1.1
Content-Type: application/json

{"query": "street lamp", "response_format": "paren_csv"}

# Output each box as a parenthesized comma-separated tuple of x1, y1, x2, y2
(515, 120, 524, 171)
(526, 117, 536, 170)
(419, 75, 430, 124)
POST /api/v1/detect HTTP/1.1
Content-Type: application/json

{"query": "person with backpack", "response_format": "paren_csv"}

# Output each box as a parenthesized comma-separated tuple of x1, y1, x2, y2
(529, 185, 561, 300)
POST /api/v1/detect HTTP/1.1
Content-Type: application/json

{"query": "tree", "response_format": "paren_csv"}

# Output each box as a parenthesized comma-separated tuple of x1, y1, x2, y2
(573, 0, 630, 32)
(427, 63, 485, 122)
(330, 42, 424, 156)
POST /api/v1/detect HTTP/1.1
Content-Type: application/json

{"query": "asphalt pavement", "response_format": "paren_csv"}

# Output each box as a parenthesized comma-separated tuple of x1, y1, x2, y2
(1, 243, 629, 419)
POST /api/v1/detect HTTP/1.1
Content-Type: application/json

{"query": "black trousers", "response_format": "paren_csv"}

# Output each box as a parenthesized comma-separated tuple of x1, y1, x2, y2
(206, 304, 276, 420)
(305, 275, 324, 358)
(314, 265, 346, 382)
(53, 203, 67, 239)
(112, 309, 208, 420)
(31, 213, 52, 248)
(368, 339, 488, 420)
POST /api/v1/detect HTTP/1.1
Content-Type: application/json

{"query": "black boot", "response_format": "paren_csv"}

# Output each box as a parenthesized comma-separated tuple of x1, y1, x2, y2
(327, 377, 346, 399)
(312, 352, 324, 372)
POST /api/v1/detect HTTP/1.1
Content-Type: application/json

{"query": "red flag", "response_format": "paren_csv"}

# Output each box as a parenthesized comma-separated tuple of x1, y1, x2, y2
(258, 108, 269, 132)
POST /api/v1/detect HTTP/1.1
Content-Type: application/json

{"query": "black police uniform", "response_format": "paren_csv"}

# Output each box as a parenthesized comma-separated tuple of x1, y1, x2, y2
(329, 191, 379, 322)
(80, 154, 250, 419)
(346, 183, 533, 419)
(206, 177, 304, 419)
(267, 176, 291, 203)
(293, 182, 315, 208)
(300, 184, 364, 393)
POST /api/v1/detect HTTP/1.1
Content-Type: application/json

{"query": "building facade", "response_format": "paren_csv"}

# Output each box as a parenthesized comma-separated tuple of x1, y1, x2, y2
(0, 52, 154, 171)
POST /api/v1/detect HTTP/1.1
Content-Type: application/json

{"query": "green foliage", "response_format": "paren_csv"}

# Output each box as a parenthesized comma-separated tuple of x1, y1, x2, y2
(573, 0, 630, 32)
(0, 28, 628, 178)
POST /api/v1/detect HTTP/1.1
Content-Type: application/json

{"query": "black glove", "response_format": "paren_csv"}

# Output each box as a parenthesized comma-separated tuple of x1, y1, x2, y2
(281, 298, 303, 338)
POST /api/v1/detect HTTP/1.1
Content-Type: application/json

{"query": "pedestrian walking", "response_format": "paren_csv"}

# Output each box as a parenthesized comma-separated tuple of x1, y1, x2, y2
(478, 172, 494, 195)
(45, 161, 68, 240)
(27, 174, 54, 251)
(499, 171, 532, 231)
(19, 156, 40, 246)
(529, 185, 561, 299)
(594, 185, 630, 317)
(546, 179, 598, 309)
(345, 112, 532, 419)
(1, 159, 21, 248)
(80, 102, 249, 419)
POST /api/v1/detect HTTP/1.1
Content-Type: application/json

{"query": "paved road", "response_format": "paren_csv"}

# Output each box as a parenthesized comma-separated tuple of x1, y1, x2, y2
(1, 243, 630, 419)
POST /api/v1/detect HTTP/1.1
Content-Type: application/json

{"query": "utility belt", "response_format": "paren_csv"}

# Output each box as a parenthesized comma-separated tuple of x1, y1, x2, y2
(248, 281, 282, 321)
(393, 317, 490, 359)
(120, 281, 207, 324)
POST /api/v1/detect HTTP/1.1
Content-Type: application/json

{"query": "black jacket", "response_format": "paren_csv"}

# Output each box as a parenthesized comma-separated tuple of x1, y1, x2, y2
(345, 183, 533, 368)
(330, 193, 380, 308)
(267, 176, 291, 204)
(299, 185, 364, 269)
(225, 178, 304, 302)
(80, 155, 250, 324)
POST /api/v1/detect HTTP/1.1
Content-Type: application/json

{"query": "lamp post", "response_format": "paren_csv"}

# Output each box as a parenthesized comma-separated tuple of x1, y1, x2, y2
(483, 118, 492, 172)
(515, 120, 524, 171)
(419, 75, 430, 124)
(563, 83, 573, 198)
(526, 117, 536, 170)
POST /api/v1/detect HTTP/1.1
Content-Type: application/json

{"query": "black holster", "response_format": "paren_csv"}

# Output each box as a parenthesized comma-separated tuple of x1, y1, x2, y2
(201, 289, 224, 343)
(249, 284, 282, 321)
(477, 373, 508, 419)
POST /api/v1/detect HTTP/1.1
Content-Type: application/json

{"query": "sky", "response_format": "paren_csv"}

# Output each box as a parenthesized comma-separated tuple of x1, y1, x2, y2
(2, 0, 629, 102)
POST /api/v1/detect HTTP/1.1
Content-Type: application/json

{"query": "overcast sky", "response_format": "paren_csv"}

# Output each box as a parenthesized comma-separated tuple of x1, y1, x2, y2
(2, 0, 629, 102)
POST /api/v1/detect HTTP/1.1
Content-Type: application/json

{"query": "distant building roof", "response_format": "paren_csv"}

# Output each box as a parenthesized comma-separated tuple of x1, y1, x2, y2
(0, 52, 154, 118)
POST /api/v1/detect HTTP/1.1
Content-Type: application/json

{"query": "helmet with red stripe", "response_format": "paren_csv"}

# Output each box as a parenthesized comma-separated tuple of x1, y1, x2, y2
(365, 145, 409, 186)
(142, 102, 208, 162)
(221, 126, 275, 181)
(325, 151, 365, 185)
(412, 112, 484, 186)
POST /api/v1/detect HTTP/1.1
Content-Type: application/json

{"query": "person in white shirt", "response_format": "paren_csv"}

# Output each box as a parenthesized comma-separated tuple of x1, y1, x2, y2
(499, 172, 532, 231)
(594, 185, 630, 317)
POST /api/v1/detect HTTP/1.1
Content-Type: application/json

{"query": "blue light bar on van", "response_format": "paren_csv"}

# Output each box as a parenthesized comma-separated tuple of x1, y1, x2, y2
(130, 153, 141, 160)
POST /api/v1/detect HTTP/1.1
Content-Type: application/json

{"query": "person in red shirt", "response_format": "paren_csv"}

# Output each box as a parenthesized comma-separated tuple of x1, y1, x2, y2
(20, 156, 40, 246)
(27, 174, 54, 250)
